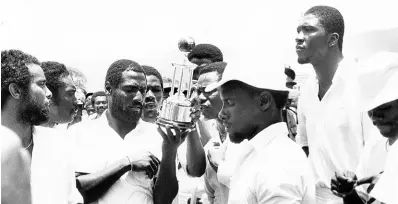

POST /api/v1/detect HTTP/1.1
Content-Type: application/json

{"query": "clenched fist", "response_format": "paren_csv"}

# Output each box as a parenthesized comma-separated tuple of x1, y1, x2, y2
(128, 151, 160, 179)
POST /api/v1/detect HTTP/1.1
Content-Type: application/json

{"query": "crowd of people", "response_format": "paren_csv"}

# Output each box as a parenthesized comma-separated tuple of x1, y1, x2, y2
(1, 5, 398, 204)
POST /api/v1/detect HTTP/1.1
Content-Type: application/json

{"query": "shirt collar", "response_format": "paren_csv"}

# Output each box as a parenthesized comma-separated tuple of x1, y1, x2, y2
(248, 122, 288, 151)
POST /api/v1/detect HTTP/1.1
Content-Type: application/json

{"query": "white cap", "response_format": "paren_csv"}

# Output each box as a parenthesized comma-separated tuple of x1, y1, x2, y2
(207, 57, 288, 92)
(358, 52, 398, 111)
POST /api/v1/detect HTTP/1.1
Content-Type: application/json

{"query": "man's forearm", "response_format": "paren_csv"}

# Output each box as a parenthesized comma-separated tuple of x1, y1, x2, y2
(76, 157, 130, 203)
(154, 150, 178, 204)
(186, 129, 206, 177)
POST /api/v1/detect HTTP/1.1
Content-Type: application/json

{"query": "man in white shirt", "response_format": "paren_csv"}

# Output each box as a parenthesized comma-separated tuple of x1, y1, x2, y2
(72, 59, 184, 204)
(330, 52, 398, 204)
(212, 59, 316, 203)
(295, 5, 372, 203)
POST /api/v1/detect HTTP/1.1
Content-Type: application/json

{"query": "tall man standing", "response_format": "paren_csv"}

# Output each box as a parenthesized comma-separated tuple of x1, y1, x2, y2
(71, 59, 183, 204)
(295, 5, 372, 203)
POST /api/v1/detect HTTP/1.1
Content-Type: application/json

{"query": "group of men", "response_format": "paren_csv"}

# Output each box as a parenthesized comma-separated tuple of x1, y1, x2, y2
(2, 4, 398, 204)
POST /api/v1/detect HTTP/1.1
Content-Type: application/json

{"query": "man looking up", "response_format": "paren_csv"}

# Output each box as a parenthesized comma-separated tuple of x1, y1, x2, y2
(295, 5, 372, 203)
(71, 59, 184, 204)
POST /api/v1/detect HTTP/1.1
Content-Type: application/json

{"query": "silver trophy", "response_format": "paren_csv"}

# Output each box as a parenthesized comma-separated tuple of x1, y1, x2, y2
(156, 37, 197, 130)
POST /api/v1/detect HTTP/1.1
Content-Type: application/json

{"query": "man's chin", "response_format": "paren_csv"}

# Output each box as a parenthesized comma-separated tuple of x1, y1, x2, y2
(228, 133, 246, 144)
(297, 57, 310, 64)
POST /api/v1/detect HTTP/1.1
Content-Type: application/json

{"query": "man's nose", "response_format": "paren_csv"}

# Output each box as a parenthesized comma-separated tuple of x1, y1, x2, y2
(218, 109, 228, 121)
(295, 31, 304, 44)
(45, 86, 52, 99)
(198, 93, 207, 104)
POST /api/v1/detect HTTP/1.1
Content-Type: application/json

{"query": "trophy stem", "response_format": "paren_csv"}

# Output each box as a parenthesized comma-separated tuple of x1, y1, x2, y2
(177, 67, 184, 97)
(171, 64, 177, 96)
(187, 68, 194, 99)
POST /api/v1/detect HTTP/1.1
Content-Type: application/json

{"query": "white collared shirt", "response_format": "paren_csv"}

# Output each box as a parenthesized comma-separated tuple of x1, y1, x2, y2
(296, 59, 373, 203)
(228, 122, 316, 204)
(370, 140, 398, 204)
(31, 126, 82, 204)
(70, 111, 164, 204)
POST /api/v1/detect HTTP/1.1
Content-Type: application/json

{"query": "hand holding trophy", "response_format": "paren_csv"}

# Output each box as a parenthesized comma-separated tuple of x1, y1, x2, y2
(156, 37, 198, 131)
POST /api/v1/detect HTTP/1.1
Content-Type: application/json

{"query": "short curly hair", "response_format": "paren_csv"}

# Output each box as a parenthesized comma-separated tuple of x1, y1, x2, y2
(187, 44, 223, 63)
(141, 65, 163, 89)
(1, 50, 40, 109)
(200, 62, 227, 80)
(105, 59, 146, 88)
(305, 5, 345, 52)
(41, 61, 70, 105)
(91, 91, 106, 105)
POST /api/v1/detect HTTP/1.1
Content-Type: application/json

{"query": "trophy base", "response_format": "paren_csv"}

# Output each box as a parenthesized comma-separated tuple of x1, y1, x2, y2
(156, 118, 195, 130)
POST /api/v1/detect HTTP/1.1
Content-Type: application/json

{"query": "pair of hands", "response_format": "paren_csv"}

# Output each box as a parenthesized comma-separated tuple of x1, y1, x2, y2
(331, 170, 383, 198)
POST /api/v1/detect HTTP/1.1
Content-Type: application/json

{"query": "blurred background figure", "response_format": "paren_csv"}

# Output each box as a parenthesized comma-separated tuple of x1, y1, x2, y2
(283, 66, 299, 141)
(141, 65, 164, 123)
(67, 67, 88, 127)
(90, 91, 107, 119)
(188, 44, 223, 81)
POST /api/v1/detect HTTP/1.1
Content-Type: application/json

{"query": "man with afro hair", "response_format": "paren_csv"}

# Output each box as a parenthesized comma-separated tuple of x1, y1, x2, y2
(188, 44, 223, 81)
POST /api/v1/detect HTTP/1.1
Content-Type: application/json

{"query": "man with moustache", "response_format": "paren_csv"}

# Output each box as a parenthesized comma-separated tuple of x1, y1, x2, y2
(213, 59, 315, 203)
(2, 50, 79, 204)
(41, 61, 78, 128)
(192, 62, 242, 204)
(91, 91, 108, 119)
(295, 5, 373, 203)
(141, 65, 164, 123)
(71, 59, 184, 204)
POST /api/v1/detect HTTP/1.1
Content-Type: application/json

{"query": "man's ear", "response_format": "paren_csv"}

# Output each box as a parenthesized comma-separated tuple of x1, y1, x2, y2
(105, 82, 112, 95)
(259, 91, 272, 111)
(328, 33, 339, 47)
(8, 83, 23, 100)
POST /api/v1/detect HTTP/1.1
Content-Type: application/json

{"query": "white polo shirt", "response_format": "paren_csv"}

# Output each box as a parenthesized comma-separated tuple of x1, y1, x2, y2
(370, 140, 398, 204)
(70, 111, 164, 204)
(296, 59, 373, 203)
(31, 126, 82, 204)
(228, 122, 315, 204)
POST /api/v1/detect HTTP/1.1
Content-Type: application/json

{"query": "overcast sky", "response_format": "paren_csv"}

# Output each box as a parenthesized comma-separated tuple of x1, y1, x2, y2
(1, 0, 397, 91)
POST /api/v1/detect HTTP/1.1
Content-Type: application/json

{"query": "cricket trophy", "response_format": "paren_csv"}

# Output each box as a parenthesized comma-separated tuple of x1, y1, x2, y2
(156, 37, 198, 130)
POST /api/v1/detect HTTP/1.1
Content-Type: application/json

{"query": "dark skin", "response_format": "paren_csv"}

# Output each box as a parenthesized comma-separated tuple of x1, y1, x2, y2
(295, 13, 343, 155)
(76, 70, 182, 203)
(331, 100, 398, 204)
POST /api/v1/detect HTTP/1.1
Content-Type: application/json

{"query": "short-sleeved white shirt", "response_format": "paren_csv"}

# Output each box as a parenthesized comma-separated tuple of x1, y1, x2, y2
(71, 111, 164, 204)
(228, 123, 316, 204)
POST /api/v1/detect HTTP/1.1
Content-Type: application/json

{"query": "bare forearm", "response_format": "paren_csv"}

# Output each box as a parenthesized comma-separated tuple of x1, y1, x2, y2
(186, 129, 206, 177)
(154, 150, 178, 204)
(76, 157, 130, 203)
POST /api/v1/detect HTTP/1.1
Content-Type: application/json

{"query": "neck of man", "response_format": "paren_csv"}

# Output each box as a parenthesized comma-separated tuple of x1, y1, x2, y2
(106, 111, 138, 139)
(312, 50, 344, 88)
(1, 107, 33, 148)
(247, 111, 283, 141)
(41, 120, 58, 128)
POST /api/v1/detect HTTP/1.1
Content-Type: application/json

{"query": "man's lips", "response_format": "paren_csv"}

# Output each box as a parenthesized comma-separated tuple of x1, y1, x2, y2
(296, 45, 305, 51)
(144, 103, 157, 109)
